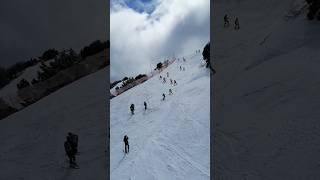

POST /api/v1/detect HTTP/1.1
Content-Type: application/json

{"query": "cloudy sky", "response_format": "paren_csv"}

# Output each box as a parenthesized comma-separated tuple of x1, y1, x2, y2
(110, 0, 210, 81)
(0, 0, 108, 68)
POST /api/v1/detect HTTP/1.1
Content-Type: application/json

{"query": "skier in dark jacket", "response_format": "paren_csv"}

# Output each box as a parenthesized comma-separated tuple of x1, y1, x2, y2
(224, 14, 229, 27)
(144, 101, 147, 110)
(162, 93, 166, 101)
(64, 136, 77, 167)
(169, 89, 173, 95)
(67, 132, 78, 154)
(235, 17, 240, 30)
(123, 135, 129, 153)
(130, 104, 135, 115)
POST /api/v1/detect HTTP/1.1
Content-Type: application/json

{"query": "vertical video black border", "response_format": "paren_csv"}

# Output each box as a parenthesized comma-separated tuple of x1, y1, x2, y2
(106, 0, 110, 179)
(210, 0, 214, 179)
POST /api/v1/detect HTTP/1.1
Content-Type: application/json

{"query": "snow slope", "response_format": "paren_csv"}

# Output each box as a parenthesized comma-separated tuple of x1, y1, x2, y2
(110, 52, 210, 180)
(213, 0, 320, 179)
(0, 67, 108, 179)
(0, 60, 54, 109)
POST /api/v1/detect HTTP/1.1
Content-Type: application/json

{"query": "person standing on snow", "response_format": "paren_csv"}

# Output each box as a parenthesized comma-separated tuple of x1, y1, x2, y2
(123, 135, 129, 154)
(169, 89, 173, 95)
(174, 80, 177, 86)
(144, 101, 147, 110)
(130, 104, 135, 115)
(224, 14, 230, 27)
(234, 17, 240, 30)
(162, 93, 166, 101)
(163, 77, 166, 83)
(64, 136, 77, 168)
(67, 132, 79, 155)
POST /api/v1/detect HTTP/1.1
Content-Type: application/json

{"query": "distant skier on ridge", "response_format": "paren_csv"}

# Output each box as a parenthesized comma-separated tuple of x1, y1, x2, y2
(162, 93, 166, 101)
(234, 17, 240, 30)
(224, 14, 229, 27)
(130, 104, 135, 115)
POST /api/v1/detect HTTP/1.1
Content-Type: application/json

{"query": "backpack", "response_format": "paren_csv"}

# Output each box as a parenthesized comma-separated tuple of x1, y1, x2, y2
(64, 141, 73, 154)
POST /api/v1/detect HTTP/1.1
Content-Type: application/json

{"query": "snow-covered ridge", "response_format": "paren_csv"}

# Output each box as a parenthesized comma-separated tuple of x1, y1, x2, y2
(0, 49, 108, 120)
(0, 59, 54, 109)
(111, 51, 210, 180)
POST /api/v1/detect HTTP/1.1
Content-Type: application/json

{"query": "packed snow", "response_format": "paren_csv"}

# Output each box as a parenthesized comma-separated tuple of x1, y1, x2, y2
(213, 0, 320, 179)
(0, 67, 108, 179)
(110, 52, 210, 180)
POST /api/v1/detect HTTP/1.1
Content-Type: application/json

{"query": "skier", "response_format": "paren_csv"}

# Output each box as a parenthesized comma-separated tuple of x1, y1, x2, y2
(162, 93, 166, 101)
(174, 80, 177, 86)
(144, 101, 147, 110)
(169, 89, 173, 95)
(234, 17, 240, 30)
(123, 135, 129, 154)
(159, 75, 162, 80)
(170, 79, 173, 85)
(130, 104, 135, 115)
(163, 77, 166, 83)
(224, 14, 229, 27)
(180, 66, 182, 71)
(64, 136, 77, 168)
(67, 132, 79, 155)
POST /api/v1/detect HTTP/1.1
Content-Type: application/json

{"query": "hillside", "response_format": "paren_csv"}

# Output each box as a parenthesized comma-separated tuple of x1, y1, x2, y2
(0, 49, 108, 120)
(0, 67, 108, 179)
(110, 52, 210, 179)
(213, 0, 320, 179)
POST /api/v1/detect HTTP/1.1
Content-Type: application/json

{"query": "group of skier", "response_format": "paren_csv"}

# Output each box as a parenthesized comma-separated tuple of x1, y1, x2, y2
(64, 132, 79, 168)
(160, 72, 178, 86)
(179, 66, 186, 71)
(130, 101, 148, 115)
(123, 55, 196, 154)
(224, 14, 240, 30)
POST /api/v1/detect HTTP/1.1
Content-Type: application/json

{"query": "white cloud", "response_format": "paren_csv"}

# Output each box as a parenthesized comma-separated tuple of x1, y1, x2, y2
(110, 0, 210, 81)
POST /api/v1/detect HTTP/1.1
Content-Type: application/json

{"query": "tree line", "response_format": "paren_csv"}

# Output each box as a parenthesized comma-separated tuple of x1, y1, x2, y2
(0, 40, 109, 90)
